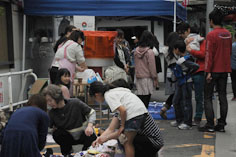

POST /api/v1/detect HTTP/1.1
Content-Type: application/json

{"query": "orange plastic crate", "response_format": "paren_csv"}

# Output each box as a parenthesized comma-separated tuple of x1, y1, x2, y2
(83, 31, 117, 58)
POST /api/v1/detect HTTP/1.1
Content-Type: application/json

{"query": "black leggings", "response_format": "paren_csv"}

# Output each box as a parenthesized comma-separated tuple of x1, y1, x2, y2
(137, 94, 151, 108)
(164, 94, 174, 109)
(52, 129, 97, 155)
(134, 135, 160, 157)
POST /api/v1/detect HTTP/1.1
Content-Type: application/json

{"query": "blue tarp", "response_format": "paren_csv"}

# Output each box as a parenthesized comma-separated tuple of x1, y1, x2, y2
(23, 0, 187, 21)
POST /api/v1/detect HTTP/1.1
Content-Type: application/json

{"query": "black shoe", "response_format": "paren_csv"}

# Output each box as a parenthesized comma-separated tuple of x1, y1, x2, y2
(63, 149, 74, 157)
(44, 148, 53, 157)
(192, 118, 201, 126)
(192, 120, 200, 126)
(198, 125, 215, 132)
(214, 125, 225, 132)
(64, 154, 74, 157)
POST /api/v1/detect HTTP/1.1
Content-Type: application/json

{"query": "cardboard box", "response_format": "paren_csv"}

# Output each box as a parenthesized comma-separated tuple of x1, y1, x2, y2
(28, 79, 48, 96)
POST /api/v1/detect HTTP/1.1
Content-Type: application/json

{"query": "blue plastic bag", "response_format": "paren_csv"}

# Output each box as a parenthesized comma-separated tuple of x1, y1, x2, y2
(87, 76, 98, 84)
(148, 102, 175, 120)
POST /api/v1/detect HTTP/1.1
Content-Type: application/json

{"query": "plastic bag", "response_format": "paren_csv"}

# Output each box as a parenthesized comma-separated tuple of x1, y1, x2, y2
(76, 69, 96, 80)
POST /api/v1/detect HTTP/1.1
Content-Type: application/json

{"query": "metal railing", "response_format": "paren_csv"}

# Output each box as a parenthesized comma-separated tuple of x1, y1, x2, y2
(0, 69, 37, 111)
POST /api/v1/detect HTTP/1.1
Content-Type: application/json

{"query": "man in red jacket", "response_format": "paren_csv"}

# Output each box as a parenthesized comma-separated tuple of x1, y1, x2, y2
(199, 9, 232, 132)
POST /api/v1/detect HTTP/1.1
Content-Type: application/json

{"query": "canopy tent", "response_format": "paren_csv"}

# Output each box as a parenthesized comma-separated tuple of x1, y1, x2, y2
(23, 0, 187, 21)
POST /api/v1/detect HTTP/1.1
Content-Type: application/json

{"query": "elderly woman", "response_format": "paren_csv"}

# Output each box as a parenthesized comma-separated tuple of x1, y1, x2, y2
(43, 84, 96, 156)
(0, 94, 49, 157)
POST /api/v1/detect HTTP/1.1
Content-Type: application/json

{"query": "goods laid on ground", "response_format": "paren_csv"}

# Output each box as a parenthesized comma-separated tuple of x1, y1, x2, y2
(74, 139, 125, 157)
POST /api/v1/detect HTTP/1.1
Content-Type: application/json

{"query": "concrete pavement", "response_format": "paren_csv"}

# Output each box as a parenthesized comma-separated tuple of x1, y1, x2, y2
(151, 84, 215, 157)
(41, 83, 235, 156)
(215, 93, 236, 157)
(152, 82, 236, 157)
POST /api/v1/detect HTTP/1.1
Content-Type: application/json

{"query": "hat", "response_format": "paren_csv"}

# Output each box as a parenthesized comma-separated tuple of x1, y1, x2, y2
(41, 37, 48, 43)
(131, 36, 136, 40)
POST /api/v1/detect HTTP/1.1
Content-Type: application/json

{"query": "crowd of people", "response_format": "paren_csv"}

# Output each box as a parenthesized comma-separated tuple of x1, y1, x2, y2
(0, 7, 236, 157)
(159, 8, 234, 133)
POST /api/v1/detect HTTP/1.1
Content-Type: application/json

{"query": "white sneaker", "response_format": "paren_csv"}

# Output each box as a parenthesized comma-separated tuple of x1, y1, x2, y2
(178, 123, 192, 130)
(170, 121, 179, 127)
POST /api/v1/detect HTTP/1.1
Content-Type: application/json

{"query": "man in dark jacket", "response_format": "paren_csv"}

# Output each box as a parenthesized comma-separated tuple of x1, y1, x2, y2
(114, 29, 131, 74)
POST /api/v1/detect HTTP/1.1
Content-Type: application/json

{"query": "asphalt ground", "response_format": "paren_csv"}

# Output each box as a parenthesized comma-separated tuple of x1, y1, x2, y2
(157, 120, 215, 157)
(42, 82, 234, 157)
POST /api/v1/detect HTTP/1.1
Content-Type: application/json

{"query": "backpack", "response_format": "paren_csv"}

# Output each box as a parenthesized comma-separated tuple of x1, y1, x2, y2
(172, 55, 191, 86)
(104, 66, 128, 83)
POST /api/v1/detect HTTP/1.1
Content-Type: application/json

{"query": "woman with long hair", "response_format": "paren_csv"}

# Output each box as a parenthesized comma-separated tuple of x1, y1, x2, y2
(134, 30, 158, 108)
(54, 25, 76, 53)
(55, 68, 71, 99)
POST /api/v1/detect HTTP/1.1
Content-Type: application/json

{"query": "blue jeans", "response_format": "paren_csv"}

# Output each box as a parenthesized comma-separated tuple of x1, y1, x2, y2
(204, 72, 228, 127)
(125, 114, 146, 132)
(173, 82, 193, 126)
(192, 72, 205, 121)
(231, 69, 236, 98)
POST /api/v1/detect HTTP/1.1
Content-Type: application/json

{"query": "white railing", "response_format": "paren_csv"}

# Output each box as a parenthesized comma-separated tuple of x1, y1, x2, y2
(0, 69, 37, 111)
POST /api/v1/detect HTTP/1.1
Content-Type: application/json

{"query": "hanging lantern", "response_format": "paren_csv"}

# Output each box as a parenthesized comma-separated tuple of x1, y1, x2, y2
(224, 13, 236, 22)
(182, 0, 189, 8)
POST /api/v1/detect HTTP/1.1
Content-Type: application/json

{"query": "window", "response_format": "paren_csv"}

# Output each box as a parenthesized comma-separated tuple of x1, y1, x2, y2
(0, 2, 14, 69)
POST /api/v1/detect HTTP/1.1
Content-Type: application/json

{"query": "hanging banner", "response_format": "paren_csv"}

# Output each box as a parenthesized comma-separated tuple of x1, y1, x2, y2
(182, 0, 189, 7)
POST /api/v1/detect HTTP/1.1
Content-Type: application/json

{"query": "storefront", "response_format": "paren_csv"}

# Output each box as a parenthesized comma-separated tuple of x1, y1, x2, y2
(22, 0, 187, 83)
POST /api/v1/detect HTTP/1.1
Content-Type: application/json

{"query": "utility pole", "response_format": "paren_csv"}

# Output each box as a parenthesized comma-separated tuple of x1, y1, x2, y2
(206, 0, 214, 34)
(174, 0, 177, 32)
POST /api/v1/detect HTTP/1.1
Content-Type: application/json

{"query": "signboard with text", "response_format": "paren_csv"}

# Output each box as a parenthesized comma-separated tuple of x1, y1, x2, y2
(74, 16, 95, 31)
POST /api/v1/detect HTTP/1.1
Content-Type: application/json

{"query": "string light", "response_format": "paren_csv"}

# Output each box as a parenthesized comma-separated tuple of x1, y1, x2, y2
(214, 4, 236, 16)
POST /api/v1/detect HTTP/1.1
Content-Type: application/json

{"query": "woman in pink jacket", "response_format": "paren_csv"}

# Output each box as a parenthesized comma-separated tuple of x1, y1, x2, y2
(134, 30, 158, 108)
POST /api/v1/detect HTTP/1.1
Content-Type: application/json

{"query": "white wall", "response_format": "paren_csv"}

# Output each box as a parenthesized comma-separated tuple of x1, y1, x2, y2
(96, 19, 151, 30)
(0, 4, 23, 107)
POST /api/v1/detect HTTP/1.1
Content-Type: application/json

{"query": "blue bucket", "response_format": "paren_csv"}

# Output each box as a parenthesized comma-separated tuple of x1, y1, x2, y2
(148, 102, 175, 120)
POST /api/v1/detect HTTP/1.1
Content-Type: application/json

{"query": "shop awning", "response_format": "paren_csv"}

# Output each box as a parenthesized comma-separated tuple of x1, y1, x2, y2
(23, 0, 187, 21)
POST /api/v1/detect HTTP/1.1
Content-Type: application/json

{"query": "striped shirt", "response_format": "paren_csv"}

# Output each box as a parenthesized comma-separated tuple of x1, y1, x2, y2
(138, 113, 164, 148)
